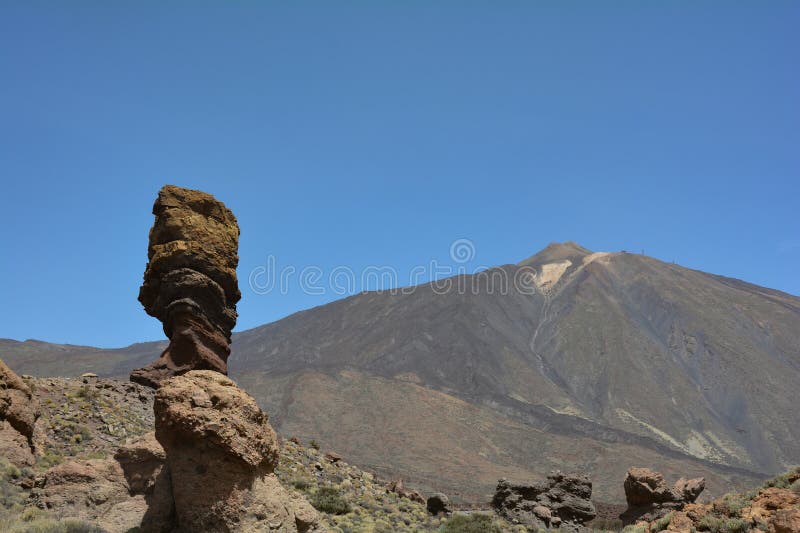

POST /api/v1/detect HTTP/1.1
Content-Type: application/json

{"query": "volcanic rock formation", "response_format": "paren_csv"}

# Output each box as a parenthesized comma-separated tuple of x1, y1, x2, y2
(30, 433, 174, 532)
(130, 185, 241, 388)
(425, 493, 452, 516)
(621, 467, 705, 524)
(154, 370, 319, 532)
(492, 471, 597, 531)
(631, 468, 799, 533)
(0, 358, 42, 465)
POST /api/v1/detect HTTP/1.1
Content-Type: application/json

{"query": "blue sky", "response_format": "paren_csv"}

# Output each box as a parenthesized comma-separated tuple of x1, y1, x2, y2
(1, 2, 798, 347)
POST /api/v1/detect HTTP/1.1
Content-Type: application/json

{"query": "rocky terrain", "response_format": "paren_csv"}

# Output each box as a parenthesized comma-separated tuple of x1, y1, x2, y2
(624, 467, 800, 533)
(4, 242, 799, 501)
(2, 186, 798, 532)
(1, 374, 798, 532)
(0, 374, 522, 532)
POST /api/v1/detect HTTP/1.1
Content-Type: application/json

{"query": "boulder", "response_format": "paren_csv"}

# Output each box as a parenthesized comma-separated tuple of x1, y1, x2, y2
(114, 432, 175, 530)
(673, 476, 705, 503)
(426, 492, 451, 516)
(744, 487, 800, 523)
(28, 433, 174, 532)
(621, 467, 705, 524)
(324, 451, 342, 464)
(0, 358, 43, 464)
(0, 420, 36, 467)
(131, 185, 241, 388)
(387, 478, 425, 504)
(154, 370, 319, 532)
(492, 471, 596, 531)
(771, 508, 800, 533)
(0, 358, 38, 441)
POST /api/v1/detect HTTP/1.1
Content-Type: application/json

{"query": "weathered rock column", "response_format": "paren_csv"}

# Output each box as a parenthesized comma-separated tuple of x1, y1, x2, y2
(154, 370, 319, 532)
(131, 185, 241, 388)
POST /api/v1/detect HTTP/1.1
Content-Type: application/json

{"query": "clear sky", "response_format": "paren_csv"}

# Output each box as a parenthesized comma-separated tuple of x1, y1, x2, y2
(1, 2, 798, 348)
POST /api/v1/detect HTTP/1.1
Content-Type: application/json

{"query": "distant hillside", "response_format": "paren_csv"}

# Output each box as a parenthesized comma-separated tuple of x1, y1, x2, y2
(4, 243, 799, 502)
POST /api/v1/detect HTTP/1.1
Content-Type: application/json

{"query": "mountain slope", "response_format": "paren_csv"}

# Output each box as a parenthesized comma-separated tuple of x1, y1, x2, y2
(3, 243, 799, 501)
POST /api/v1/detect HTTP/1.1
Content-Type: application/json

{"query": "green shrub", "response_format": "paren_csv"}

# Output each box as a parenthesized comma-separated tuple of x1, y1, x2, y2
(309, 440, 320, 450)
(291, 478, 311, 490)
(310, 486, 351, 515)
(81, 450, 106, 461)
(0, 459, 24, 511)
(20, 507, 46, 522)
(9, 518, 106, 532)
(698, 515, 749, 533)
(651, 512, 674, 532)
(790, 478, 800, 495)
(37, 450, 63, 469)
(439, 513, 503, 533)
(716, 494, 747, 517)
(72, 386, 97, 401)
(721, 518, 749, 533)
(760, 467, 799, 490)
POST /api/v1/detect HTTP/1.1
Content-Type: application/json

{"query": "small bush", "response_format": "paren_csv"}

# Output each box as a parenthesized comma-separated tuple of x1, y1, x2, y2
(790, 479, 800, 495)
(716, 494, 747, 517)
(37, 451, 63, 469)
(760, 467, 799, 491)
(10, 518, 106, 532)
(73, 386, 97, 401)
(81, 450, 106, 461)
(2, 463, 21, 480)
(651, 512, 674, 532)
(0, 459, 24, 511)
(309, 440, 320, 450)
(722, 518, 749, 533)
(310, 486, 351, 515)
(291, 478, 311, 491)
(698, 515, 749, 533)
(439, 513, 503, 533)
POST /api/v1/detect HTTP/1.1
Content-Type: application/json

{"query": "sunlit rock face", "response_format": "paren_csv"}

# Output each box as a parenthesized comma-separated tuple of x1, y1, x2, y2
(131, 185, 240, 388)
(154, 371, 319, 532)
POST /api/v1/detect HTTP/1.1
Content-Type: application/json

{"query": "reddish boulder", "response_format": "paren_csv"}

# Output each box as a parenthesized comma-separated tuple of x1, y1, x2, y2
(324, 451, 342, 464)
(621, 467, 705, 524)
(387, 478, 425, 504)
(771, 508, 800, 533)
(154, 371, 319, 532)
(0, 358, 43, 465)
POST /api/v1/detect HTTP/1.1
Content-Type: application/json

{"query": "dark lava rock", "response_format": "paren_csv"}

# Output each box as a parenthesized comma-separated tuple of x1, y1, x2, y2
(492, 471, 596, 531)
(426, 492, 452, 516)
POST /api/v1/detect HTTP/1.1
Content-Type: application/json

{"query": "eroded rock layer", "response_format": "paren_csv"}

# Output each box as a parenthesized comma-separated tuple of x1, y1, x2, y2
(131, 185, 240, 388)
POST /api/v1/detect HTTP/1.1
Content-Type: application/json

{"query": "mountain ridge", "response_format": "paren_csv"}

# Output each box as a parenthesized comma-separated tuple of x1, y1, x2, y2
(3, 243, 799, 501)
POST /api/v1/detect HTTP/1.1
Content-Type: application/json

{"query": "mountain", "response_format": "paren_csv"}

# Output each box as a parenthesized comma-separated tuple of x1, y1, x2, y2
(3, 242, 799, 502)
